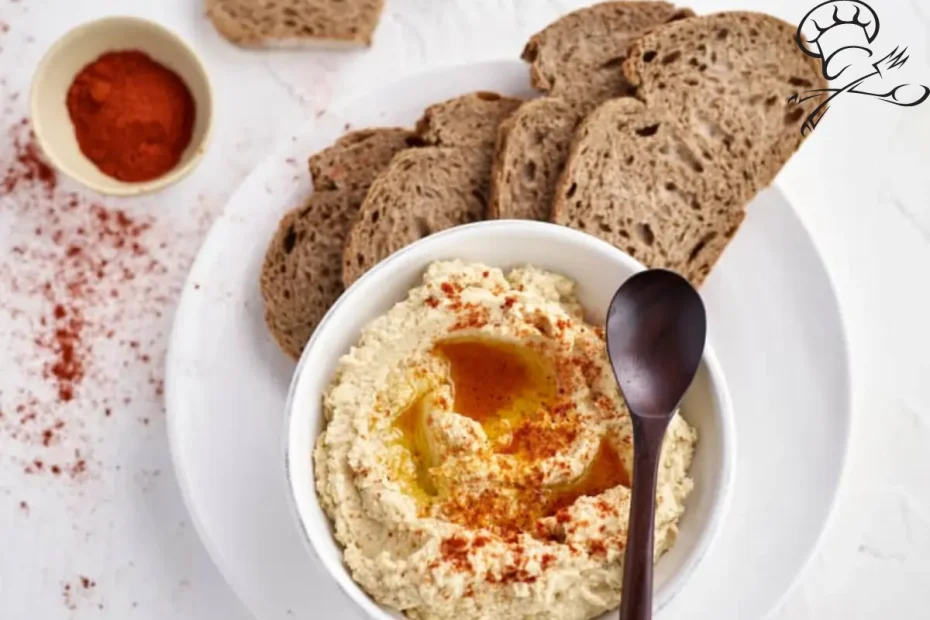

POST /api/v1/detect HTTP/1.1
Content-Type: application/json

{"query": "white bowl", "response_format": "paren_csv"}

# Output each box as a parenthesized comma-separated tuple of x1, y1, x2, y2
(31, 16, 213, 196)
(285, 221, 735, 619)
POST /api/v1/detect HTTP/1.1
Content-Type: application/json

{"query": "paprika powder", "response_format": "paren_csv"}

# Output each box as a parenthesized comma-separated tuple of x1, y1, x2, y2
(66, 50, 195, 183)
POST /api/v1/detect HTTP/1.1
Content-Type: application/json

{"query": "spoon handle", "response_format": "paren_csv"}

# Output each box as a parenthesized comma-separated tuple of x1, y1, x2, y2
(619, 415, 671, 620)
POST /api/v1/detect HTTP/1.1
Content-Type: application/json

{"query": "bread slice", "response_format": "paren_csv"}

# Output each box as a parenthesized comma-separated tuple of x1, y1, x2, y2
(489, 2, 692, 222)
(552, 12, 826, 285)
(260, 190, 363, 359)
(623, 11, 826, 187)
(522, 1, 693, 112)
(415, 91, 523, 150)
(342, 147, 490, 285)
(205, 0, 384, 48)
(309, 127, 419, 192)
(552, 98, 749, 285)
(338, 93, 520, 284)
(261, 128, 414, 358)
(488, 98, 582, 221)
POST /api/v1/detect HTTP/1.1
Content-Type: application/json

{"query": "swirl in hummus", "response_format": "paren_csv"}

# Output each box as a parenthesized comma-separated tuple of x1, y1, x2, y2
(314, 260, 696, 620)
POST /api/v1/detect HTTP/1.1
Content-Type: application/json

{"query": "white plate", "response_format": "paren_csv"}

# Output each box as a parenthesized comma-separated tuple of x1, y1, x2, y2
(165, 60, 851, 620)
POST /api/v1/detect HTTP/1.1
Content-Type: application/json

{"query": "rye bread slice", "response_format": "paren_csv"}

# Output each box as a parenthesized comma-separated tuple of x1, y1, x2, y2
(553, 12, 826, 285)
(342, 147, 490, 286)
(205, 0, 384, 48)
(260, 189, 363, 359)
(522, 1, 693, 112)
(552, 98, 750, 285)
(623, 11, 827, 187)
(488, 98, 583, 221)
(261, 128, 413, 358)
(415, 91, 523, 150)
(309, 127, 419, 192)
(490, 2, 691, 222)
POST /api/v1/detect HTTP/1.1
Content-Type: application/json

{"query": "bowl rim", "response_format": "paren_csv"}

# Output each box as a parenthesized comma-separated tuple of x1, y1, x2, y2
(283, 220, 736, 620)
(29, 15, 214, 197)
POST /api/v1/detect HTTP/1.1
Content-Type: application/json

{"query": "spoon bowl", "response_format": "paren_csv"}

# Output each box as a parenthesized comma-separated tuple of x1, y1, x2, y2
(607, 269, 707, 417)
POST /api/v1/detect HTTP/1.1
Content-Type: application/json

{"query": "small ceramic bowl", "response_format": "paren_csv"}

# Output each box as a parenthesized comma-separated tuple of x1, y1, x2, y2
(284, 221, 736, 619)
(30, 16, 213, 196)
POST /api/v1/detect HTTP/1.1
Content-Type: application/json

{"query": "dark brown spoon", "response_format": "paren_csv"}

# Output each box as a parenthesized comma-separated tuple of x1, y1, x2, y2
(605, 269, 707, 620)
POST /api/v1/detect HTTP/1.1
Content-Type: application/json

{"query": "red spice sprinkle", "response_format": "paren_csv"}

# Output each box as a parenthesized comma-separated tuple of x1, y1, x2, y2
(72, 460, 87, 476)
(62, 581, 75, 610)
(79, 576, 96, 589)
(48, 312, 84, 403)
(0, 118, 182, 479)
(450, 303, 489, 331)
(439, 535, 473, 573)
(1, 122, 57, 195)
(424, 296, 439, 308)
(494, 564, 538, 585)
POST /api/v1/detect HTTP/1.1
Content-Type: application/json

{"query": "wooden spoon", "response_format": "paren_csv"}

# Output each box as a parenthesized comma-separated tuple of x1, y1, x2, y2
(605, 269, 707, 620)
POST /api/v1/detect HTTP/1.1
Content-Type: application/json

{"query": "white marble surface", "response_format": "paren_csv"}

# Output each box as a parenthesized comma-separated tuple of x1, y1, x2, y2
(0, 0, 928, 618)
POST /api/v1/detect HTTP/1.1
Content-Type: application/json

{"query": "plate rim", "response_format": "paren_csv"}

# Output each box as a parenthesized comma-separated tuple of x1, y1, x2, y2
(164, 58, 853, 620)
(757, 190, 853, 616)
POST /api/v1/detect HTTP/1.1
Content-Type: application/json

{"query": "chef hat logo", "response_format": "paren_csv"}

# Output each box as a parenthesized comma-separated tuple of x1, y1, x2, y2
(797, 0, 879, 80)
(789, 0, 928, 134)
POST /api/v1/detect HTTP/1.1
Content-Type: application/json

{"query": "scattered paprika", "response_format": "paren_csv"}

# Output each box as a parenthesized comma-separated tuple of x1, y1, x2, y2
(66, 50, 195, 183)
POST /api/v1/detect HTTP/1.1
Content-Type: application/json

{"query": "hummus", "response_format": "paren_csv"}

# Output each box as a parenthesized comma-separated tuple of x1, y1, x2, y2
(314, 261, 696, 620)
